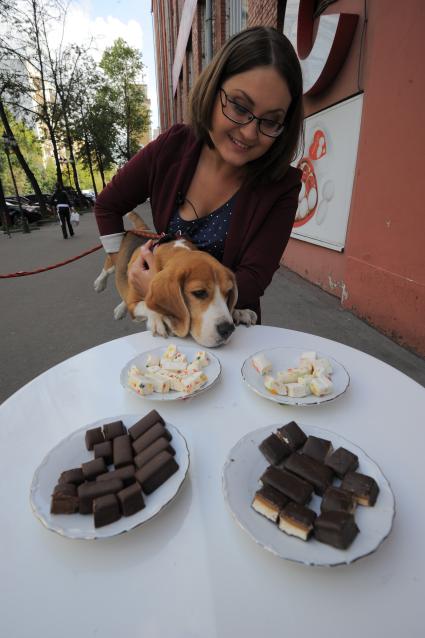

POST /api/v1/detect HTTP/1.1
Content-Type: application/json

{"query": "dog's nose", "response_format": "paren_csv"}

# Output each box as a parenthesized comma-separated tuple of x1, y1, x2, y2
(217, 321, 235, 341)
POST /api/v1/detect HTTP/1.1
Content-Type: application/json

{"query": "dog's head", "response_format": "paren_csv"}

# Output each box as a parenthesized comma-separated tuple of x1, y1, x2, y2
(145, 245, 237, 347)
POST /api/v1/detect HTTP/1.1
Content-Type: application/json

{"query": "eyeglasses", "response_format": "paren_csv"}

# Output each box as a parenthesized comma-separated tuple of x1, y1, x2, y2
(219, 88, 285, 138)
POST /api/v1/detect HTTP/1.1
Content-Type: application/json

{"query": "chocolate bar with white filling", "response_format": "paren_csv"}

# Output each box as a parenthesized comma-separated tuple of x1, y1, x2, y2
(96, 465, 136, 487)
(321, 487, 356, 514)
(85, 427, 105, 451)
(284, 453, 334, 496)
(259, 433, 292, 465)
(260, 465, 313, 505)
(128, 410, 165, 441)
(278, 502, 317, 541)
(113, 434, 133, 469)
(50, 483, 79, 514)
(276, 422, 307, 451)
(325, 447, 359, 478)
(314, 511, 359, 549)
(341, 471, 379, 506)
(58, 468, 85, 486)
(301, 436, 333, 463)
(93, 440, 113, 465)
(81, 457, 107, 481)
(134, 437, 175, 469)
(135, 451, 179, 494)
(103, 420, 127, 441)
(132, 423, 172, 455)
(251, 485, 289, 522)
(78, 478, 124, 514)
(117, 482, 145, 516)
(93, 493, 121, 528)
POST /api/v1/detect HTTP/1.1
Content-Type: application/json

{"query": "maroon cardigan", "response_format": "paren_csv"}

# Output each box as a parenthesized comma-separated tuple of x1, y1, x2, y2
(95, 124, 301, 320)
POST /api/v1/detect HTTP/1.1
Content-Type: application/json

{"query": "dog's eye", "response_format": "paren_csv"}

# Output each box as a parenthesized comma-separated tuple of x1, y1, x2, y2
(192, 289, 208, 299)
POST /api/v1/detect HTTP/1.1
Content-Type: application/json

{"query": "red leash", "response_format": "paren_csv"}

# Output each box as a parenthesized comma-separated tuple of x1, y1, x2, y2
(0, 244, 103, 278)
(0, 230, 167, 279)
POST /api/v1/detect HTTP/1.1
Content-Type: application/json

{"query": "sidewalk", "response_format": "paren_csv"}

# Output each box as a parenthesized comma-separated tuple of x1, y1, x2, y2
(1, 203, 424, 405)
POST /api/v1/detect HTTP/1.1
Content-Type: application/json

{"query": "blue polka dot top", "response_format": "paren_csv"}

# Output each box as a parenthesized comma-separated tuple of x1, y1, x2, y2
(167, 194, 236, 262)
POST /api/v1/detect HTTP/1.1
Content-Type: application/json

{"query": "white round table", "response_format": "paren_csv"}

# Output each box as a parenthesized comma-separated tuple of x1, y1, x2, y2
(1, 326, 424, 638)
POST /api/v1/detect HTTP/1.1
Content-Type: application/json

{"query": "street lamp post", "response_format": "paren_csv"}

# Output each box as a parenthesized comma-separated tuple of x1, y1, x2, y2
(1, 133, 30, 233)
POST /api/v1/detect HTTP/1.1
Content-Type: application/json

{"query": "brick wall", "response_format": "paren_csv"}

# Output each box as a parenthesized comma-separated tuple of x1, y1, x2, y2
(247, 0, 279, 28)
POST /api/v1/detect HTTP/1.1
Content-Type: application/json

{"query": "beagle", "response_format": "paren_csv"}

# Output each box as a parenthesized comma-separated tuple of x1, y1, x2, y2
(94, 213, 257, 347)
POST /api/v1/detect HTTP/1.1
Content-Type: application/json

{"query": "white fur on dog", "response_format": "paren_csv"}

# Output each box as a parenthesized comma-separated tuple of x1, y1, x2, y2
(196, 285, 234, 347)
(94, 266, 114, 293)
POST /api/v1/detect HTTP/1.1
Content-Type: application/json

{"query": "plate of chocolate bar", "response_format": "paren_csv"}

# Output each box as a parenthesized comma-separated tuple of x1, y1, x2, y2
(241, 347, 350, 406)
(120, 344, 221, 401)
(222, 422, 395, 566)
(30, 412, 190, 540)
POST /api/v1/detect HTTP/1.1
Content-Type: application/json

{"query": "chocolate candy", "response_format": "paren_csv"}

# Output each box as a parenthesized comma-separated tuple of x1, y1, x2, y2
(325, 447, 359, 478)
(301, 436, 333, 463)
(85, 427, 104, 451)
(93, 494, 121, 528)
(314, 511, 359, 549)
(96, 465, 136, 487)
(58, 468, 85, 486)
(78, 478, 124, 514)
(276, 421, 307, 451)
(135, 451, 179, 494)
(341, 472, 379, 506)
(128, 410, 165, 441)
(118, 483, 145, 516)
(81, 457, 107, 481)
(113, 434, 133, 469)
(259, 433, 291, 465)
(134, 437, 175, 469)
(284, 453, 334, 496)
(93, 440, 113, 465)
(278, 502, 317, 541)
(251, 485, 289, 523)
(50, 483, 79, 514)
(260, 466, 313, 505)
(103, 420, 127, 440)
(321, 487, 356, 514)
(132, 423, 171, 455)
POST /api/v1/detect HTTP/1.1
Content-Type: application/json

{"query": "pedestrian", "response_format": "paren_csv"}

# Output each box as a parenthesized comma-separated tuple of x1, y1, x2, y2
(95, 26, 303, 321)
(51, 185, 74, 239)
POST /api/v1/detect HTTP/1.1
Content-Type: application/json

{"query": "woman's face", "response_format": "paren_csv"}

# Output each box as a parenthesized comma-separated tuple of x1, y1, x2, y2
(209, 66, 292, 169)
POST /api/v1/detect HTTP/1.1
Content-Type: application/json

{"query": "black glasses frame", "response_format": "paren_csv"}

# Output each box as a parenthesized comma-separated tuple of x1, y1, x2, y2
(219, 88, 285, 138)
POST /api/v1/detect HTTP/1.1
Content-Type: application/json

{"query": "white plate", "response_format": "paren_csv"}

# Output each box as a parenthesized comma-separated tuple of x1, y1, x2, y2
(30, 415, 190, 540)
(241, 346, 350, 406)
(223, 424, 395, 567)
(121, 345, 221, 401)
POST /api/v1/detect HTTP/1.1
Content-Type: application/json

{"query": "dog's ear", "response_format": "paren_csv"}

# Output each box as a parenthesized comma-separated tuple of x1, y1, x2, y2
(145, 269, 190, 337)
(225, 268, 238, 313)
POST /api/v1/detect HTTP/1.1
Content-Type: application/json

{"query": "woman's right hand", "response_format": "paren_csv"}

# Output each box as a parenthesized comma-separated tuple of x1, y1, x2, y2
(127, 240, 157, 298)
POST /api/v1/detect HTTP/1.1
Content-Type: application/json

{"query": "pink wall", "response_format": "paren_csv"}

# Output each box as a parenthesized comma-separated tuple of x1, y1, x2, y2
(283, 0, 425, 355)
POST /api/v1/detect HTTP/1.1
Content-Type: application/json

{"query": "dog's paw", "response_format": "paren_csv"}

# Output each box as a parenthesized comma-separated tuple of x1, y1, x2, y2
(232, 309, 257, 326)
(146, 311, 169, 338)
(113, 301, 128, 320)
(94, 266, 114, 293)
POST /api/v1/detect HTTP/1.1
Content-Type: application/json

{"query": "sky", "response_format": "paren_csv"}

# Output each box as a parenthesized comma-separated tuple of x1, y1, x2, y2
(55, 0, 159, 128)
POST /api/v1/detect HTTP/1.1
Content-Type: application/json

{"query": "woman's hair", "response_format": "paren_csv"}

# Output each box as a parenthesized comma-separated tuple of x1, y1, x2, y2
(189, 26, 304, 185)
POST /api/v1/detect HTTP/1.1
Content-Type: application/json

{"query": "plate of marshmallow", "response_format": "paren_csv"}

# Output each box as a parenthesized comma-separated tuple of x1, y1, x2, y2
(241, 347, 350, 406)
(121, 343, 221, 401)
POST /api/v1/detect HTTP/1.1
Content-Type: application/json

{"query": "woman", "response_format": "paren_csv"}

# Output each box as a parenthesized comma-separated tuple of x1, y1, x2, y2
(95, 26, 304, 322)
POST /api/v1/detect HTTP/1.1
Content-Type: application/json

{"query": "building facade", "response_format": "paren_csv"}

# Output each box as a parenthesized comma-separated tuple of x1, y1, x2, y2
(151, 0, 425, 356)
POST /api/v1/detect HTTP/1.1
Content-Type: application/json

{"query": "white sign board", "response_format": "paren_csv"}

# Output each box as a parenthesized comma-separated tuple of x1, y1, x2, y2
(291, 93, 363, 251)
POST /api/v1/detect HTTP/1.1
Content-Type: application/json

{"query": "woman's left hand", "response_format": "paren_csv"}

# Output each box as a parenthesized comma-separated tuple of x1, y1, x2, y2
(127, 240, 158, 298)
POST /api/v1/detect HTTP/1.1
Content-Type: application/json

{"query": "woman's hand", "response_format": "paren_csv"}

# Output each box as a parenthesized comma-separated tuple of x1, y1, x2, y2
(127, 240, 157, 298)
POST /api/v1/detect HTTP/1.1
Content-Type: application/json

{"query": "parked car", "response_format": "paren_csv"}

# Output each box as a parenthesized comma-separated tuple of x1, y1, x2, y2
(4, 201, 42, 226)
(81, 189, 96, 204)
(5, 196, 41, 213)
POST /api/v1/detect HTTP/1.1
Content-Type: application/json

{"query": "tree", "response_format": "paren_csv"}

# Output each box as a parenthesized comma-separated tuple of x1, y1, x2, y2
(100, 38, 151, 161)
